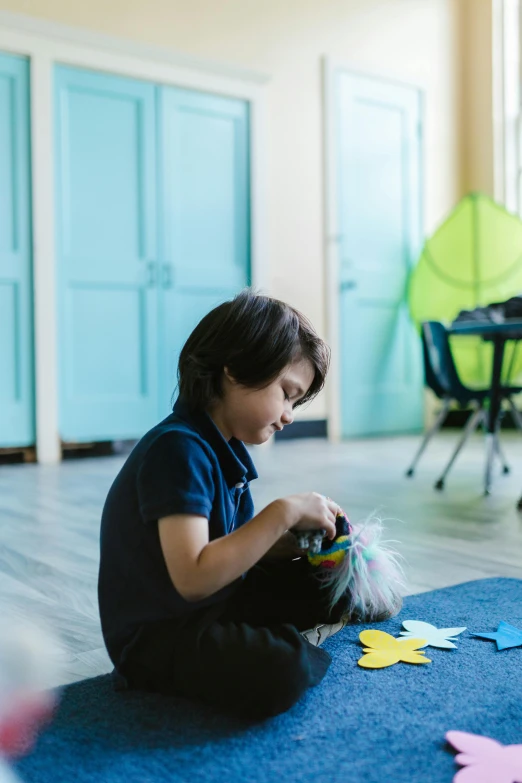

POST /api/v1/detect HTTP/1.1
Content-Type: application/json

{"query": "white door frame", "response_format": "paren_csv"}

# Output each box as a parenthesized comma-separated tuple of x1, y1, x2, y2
(492, 0, 522, 213)
(322, 57, 343, 443)
(0, 11, 270, 463)
(323, 57, 424, 441)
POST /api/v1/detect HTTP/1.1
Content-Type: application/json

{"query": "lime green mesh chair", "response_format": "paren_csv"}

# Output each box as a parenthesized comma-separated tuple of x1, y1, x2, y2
(407, 193, 522, 491)
(409, 192, 522, 388)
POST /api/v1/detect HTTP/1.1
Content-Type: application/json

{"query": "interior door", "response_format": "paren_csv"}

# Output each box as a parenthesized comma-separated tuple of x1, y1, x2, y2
(158, 87, 250, 412)
(55, 66, 159, 442)
(0, 53, 34, 447)
(335, 71, 423, 437)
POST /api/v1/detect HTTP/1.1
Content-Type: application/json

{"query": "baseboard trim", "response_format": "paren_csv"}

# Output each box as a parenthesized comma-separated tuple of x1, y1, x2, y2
(274, 419, 327, 441)
(443, 410, 518, 429)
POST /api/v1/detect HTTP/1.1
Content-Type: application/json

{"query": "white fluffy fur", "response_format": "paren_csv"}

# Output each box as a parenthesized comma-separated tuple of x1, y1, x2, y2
(318, 515, 406, 621)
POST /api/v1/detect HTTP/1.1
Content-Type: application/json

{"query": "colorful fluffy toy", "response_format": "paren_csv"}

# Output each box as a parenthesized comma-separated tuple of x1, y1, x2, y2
(293, 511, 405, 621)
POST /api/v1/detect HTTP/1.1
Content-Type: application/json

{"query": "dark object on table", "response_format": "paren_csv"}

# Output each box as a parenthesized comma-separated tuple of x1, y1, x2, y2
(453, 295, 522, 326)
(405, 321, 522, 494)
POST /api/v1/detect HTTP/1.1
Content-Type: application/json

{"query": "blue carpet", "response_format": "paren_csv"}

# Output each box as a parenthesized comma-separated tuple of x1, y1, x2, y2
(15, 578, 522, 783)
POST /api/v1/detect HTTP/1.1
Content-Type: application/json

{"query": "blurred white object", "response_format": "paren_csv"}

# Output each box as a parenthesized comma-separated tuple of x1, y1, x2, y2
(0, 618, 60, 700)
(0, 758, 20, 783)
(0, 618, 61, 698)
(0, 617, 62, 769)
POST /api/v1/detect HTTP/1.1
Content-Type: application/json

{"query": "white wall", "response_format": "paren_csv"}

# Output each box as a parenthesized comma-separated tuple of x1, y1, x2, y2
(0, 0, 463, 421)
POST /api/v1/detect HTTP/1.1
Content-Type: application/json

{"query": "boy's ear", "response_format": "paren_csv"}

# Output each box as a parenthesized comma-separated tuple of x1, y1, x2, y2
(223, 366, 236, 383)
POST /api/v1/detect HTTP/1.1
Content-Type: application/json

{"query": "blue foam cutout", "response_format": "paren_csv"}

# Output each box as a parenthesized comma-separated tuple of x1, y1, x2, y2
(472, 620, 522, 650)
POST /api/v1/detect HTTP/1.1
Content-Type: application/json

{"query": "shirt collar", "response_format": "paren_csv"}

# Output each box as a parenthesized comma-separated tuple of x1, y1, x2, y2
(172, 398, 258, 488)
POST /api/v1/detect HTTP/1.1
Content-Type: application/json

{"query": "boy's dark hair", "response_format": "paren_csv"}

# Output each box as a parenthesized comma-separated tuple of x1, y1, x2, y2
(177, 289, 330, 410)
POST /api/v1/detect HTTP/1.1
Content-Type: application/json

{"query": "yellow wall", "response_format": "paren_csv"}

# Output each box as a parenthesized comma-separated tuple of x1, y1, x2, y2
(2, 0, 464, 420)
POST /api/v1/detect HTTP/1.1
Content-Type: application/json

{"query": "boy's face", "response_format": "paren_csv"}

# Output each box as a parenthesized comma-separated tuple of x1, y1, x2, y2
(210, 358, 315, 444)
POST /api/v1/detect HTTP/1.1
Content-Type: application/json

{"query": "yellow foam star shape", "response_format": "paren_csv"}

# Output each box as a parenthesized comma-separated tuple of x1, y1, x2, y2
(358, 630, 431, 668)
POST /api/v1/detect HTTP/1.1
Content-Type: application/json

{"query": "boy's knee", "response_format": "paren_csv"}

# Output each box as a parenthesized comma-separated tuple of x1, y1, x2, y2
(240, 637, 314, 718)
(262, 661, 308, 717)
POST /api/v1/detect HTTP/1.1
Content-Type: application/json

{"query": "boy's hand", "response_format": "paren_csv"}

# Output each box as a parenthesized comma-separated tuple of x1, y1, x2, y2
(282, 492, 340, 541)
(262, 531, 306, 560)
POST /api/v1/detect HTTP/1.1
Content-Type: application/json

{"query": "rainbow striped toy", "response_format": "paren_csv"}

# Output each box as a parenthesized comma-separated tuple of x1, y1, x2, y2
(293, 511, 404, 622)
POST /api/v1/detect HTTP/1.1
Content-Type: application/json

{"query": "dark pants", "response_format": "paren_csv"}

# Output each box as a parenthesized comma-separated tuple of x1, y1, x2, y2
(121, 557, 349, 719)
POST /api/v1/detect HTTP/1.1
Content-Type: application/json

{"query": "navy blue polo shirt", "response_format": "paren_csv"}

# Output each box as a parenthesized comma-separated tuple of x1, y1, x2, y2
(98, 398, 258, 668)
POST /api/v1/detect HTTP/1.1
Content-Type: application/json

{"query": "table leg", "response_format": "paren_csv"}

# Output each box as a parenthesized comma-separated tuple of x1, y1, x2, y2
(484, 337, 506, 495)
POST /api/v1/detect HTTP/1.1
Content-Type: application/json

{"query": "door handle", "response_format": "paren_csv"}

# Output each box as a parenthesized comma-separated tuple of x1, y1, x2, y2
(340, 280, 357, 291)
(162, 264, 174, 289)
(146, 261, 157, 287)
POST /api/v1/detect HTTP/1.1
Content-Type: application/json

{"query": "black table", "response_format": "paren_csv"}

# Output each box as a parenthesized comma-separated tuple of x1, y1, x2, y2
(449, 319, 522, 495)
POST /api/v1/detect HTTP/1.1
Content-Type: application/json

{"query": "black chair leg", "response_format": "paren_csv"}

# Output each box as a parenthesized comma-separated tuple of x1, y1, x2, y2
(434, 405, 485, 491)
(493, 432, 510, 475)
(483, 432, 496, 496)
(509, 401, 522, 510)
(507, 397, 522, 431)
(405, 398, 451, 477)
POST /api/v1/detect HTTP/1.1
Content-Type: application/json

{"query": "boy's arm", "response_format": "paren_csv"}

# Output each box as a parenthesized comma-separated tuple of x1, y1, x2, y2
(158, 493, 337, 602)
(158, 500, 292, 602)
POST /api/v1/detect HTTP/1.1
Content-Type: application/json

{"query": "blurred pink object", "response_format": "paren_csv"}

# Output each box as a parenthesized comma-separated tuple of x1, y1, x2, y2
(0, 693, 56, 758)
(446, 730, 522, 782)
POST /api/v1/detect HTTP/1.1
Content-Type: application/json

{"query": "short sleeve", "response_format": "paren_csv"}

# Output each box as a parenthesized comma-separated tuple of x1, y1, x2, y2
(137, 432, 215, 523)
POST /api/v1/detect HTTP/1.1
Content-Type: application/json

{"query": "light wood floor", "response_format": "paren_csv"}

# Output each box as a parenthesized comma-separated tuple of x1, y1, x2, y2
(1, 431, 521, 688)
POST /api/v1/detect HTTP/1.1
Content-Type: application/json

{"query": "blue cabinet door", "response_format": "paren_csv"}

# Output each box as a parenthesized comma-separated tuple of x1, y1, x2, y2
(158, 87, 250, 412)
(55, 67, 159, 441)
(0, 53, 34, 447)
(335, 72, 423, 437)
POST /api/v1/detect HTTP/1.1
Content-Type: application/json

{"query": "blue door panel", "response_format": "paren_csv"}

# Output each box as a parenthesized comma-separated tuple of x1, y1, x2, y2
(55, 67, 159, 442)
(0, 53, 34, 447)
(64, 288, 150, 398)
(158, 87, 250, 412)
(55, 70, 251, 436)
(336, 72, 423, 437)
